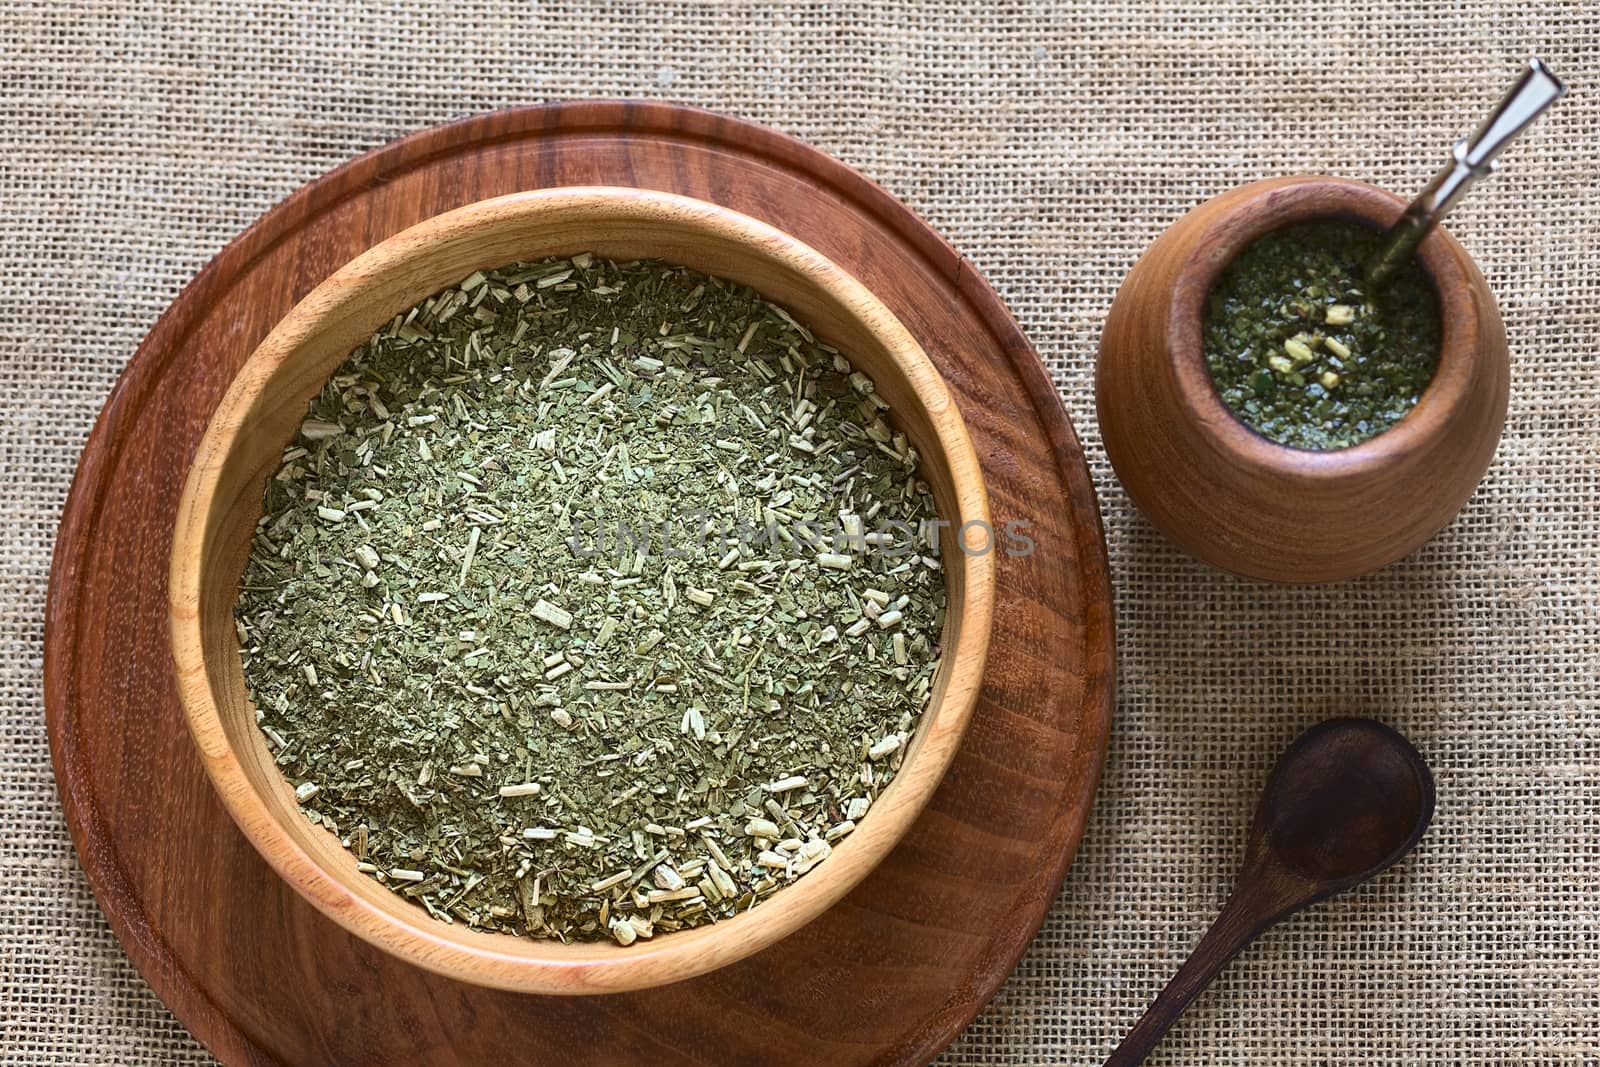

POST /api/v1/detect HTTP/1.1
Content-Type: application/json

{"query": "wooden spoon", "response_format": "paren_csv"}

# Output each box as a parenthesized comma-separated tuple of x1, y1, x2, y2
(1106, 718, 1436, 1065)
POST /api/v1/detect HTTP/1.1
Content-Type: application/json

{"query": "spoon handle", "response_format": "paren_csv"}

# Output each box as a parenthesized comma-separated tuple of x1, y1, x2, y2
(1104, 875, 1303, 1067)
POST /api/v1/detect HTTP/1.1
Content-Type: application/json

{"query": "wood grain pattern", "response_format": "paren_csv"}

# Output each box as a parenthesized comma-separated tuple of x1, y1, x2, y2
(1096, 177, 1509, 584)
(46, 102, 1113, 1065)
(170, 186, 997, 995)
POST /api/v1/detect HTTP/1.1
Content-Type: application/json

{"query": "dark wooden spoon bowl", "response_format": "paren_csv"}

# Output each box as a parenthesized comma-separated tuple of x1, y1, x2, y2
(1106, 718, 1435, 1065)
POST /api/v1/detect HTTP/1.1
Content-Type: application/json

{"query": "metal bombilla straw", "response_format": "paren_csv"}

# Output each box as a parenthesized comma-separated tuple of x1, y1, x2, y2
(1365, 57, 1567, 289)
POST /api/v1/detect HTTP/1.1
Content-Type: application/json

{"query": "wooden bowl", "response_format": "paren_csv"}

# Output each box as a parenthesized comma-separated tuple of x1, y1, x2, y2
(169, 187, 995, 994)
(1097, 176, 1509, 583)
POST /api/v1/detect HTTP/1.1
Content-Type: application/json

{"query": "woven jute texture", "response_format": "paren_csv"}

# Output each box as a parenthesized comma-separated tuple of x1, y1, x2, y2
(4, 2, 1598, 1064)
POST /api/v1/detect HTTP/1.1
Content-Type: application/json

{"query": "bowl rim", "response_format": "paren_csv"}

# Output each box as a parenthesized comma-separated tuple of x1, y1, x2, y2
(1165, 175, 1483, 482)
(169, 186, 995, 994)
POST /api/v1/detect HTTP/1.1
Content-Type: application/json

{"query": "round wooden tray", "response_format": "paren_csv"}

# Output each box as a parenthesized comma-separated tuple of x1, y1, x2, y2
(45, 102, 1114, 1066)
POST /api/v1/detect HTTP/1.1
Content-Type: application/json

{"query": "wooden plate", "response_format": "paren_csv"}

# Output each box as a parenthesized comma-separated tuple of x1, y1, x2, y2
(45, 102, 1114, 1066)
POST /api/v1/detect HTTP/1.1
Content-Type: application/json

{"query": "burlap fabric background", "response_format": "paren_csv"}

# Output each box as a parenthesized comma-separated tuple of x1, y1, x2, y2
(4, 2, 1597, 1064)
